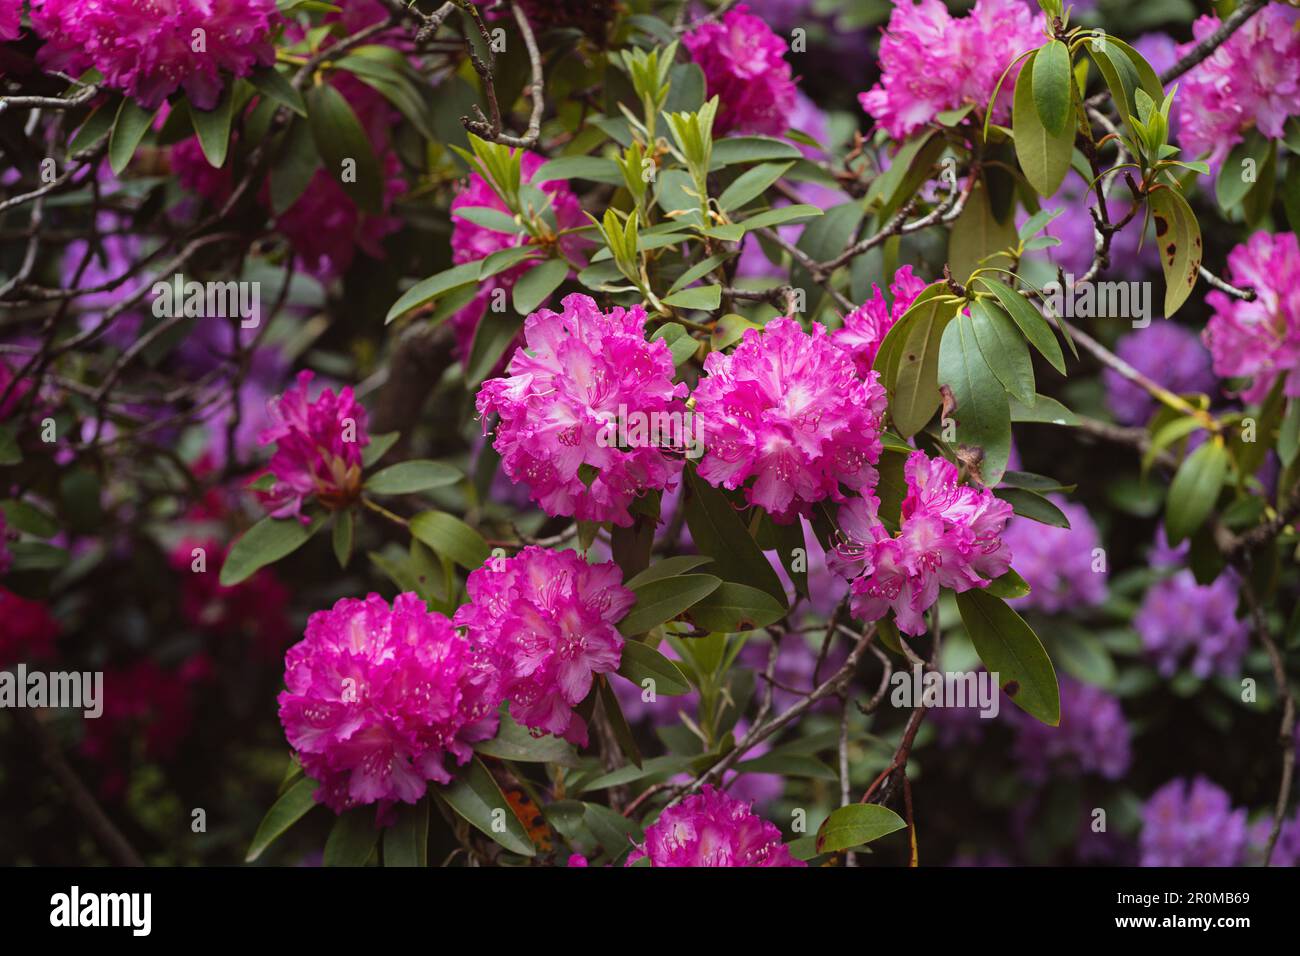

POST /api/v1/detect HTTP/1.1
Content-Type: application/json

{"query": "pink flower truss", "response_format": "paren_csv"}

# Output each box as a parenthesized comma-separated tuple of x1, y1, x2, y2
(476, 294, 688, 527)
(1, 0, 21, 41)
(278, 593, 502, 814)
(1202, 231, 1300, 405)
(839, 451, 1014, 635)
(448, 152, 587, 362)
(682, 3, 798, 136)
(29, 0, 277, 109)
(694, 317, 887, 523)
(1176, 5, 1300, 169)
(626, 786, 804, 867)
(858, 0, 1042, 140)
(171, 538, 294, 657)
(832, 265, 927, 376)
(0, 586, 60, 667)
(255, 370, 370, 520)
(453, 546, 634, 747)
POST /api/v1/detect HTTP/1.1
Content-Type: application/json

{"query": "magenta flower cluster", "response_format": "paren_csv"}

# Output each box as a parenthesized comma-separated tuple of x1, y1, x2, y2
(832, 265, 927, 377)
(682, 3, 797, 137)
(277, 593, 502, 813)
(1202, 231, 1300, 405)
(858, 0, 1042, 140)
(626, 786, 804, 867)
(838, 451, 1014, 635)
(1176, 4, 1300, 169)
(30, 0, 277, 110)
(477, 294, 688, 527)
(255, 370, 370, 521)
(694, 318, 887, 523)
(454, 546, 634, 747)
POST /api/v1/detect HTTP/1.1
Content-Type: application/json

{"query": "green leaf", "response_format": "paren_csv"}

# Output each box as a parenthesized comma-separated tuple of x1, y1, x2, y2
(616, 640, 692, 696)
(383, 799, 429, 867)
(533, 155, 624, 185)
(269, 116, 322, 215)
(385, 262, 483, 324)
(598, 675, 642, 769)
(938, 315, 1012, 486)
(108, 99, 159, 175)
(475, 711, 579, 765)
(365, 460, 463, 495)
(625, 556, 715, 589)
(69, 100, 119, 153)
(683, 468, 787, 604)
(465, 312, 523, 387)
(0, 425, 19, 465)
(985, 568, 1031, 600)
(1216, 131, 1270, 212)
(1008, 393, 1077, 426)
(995, 487, 1069, 528)
(437, 756, 536, 857)
(408, 511, 490, 570)
(1164, 439, 1228, 545)
(248, 65, 307, 117)
(970, 298, 1035, 404)
(948, 179, 1015, 282)
(220, 514, 322, 586)
(955, 588, 1060, 725)
(736, 203, 823, 231)
(1032, 40, 1074, 137)
(1279, 399, 1300, 468)
(1147, 184, 1201, 318)
(661, 284, 721, 310)
(332, 509, 354, 567)
(883, 289, 961, 438)
(979, 277, 1066, 375)
(687, 581, 787, 633)
(1013, 50, 1074, 197)
(815, 804, 907, 853)
(617, 574, 722, 636)
(362, 431, 401, 468)
(306, 82, 382, 215)
(709, 136, 803, 168)
(191, 86, 235, 167)
(512, 259, 569, 315)
(718, 161, 794, 212)
(1, 499, 59, 538)
(324, 810, 378, 867)
(245, 776, 318, 862)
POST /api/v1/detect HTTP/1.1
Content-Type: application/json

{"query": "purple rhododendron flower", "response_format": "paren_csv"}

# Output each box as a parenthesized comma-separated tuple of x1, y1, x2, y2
(1104, 322, 1215, 426)
(1135, 529, 1250, 680)
(476, 294, 688, 527)
(682, 3, 797, 136)
(1176, 4, 1300, 170)
(454, 546, 634, 747)
(255, 370, 370, 521)
(858, 0, 1042, 140)
(694, 317, 887, 523)
(1202, 231, 1300, 405)
(626, 785, 804, 867)
(832, 265, 927, 377)
(1140, 777, 1249, 867)
(1011, 677, 1130, 783)
(839, 450, 1014, 635)
(29, 0, 277, 109)
(278, 593, 502, 814)
(999, 496, 1107, 613)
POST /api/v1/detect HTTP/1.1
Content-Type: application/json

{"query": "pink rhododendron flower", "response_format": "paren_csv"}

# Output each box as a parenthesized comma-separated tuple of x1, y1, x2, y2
(453, 546, 633, 747)
(837, 450, 1014, 635)
(0, 586, 60, 666)
(255, 370, 370, 520)
(29, 0, 277, 109)
(1176, 4, 1300, 169)
(626, 786, 804, 867)
(448, 152, 587, 363)
(832, 265, 927, 376)
(1, 0, 21, 41)
(1202, 231, 1300, 405)
(682, 3, 797, 136)
(476, 294, 688, 527)
(858, 0, 1042, 140)
(694, 317, 887, 523)
(278, 593, 502, 814)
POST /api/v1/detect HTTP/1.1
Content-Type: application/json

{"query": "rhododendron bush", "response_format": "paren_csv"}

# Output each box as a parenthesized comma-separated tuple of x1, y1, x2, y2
(3, 0, 1300, 873)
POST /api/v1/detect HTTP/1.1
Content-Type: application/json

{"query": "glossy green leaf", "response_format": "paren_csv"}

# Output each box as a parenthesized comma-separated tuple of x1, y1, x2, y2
(382, 798, 429, 867)
(512, 259, 569, 315)
(617, 573, 722, 636)
(1148, 184, 1201, 317)
(1033, 40, 1074, 137)
(306, 82, 383, 214)
(1013, 50, 1073, 197)
(1164, 439, 1228, 545)
(324, 809, 378, 867)
(437, 756, 536, 857)
(616, 640, 692, 696)
(246, 776, 318, 862)
(938, 315, 1012, 486)
(978, 277, 1066, 375)
(108, 99, 159, 175)
(365, 460, 463, 495)
(408, 510, 490, 570)
(970, 298, 1035, 404)
(687, 581, 787, 633)
(815, 804, 906, 853)
(683, 468, 787, 603)
(955, 588, 1059, 725)
(220, 514, 322, 586)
